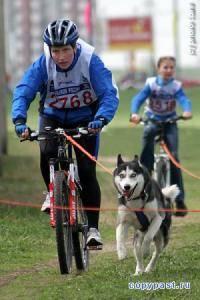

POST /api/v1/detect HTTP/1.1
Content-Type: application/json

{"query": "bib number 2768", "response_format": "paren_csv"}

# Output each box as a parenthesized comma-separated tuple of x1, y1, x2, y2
(49, 91, 93, 109)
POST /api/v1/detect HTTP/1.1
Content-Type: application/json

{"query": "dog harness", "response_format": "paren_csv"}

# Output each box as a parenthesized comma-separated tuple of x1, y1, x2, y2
(119, 193, 150, 232)
(135, 211, 150, 232)
(134, 191, 150, 232)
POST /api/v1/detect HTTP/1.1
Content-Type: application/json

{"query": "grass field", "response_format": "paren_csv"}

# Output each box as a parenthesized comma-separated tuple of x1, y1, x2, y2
(1, 87, 200, 299)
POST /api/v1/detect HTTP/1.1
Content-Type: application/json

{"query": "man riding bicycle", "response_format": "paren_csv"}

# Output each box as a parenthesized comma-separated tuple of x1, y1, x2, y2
(130, 56, 192, 217)
(12, 19, 119, 248)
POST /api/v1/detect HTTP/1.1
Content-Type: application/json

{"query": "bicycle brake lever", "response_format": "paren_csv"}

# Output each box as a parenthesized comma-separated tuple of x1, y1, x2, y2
(20, 130, 39, 142)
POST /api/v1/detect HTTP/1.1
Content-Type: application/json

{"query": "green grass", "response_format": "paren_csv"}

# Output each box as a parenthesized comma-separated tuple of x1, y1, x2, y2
(1, 87, 200, 299)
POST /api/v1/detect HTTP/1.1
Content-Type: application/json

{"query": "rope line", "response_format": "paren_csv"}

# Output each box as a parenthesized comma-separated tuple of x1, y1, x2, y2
(0, 199, 196, 213)
(64, 132, 200, 180)
(64, 133, 113, 175)
(161, 141, 200, 180)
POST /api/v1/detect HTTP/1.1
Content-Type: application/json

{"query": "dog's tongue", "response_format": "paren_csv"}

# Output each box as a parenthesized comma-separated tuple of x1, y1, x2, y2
(124, 190, 130, 197)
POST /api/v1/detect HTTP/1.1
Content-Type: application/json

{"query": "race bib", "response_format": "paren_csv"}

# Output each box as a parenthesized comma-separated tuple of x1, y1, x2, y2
(149, 98, 176, 114)
(45, 82, 95, 109)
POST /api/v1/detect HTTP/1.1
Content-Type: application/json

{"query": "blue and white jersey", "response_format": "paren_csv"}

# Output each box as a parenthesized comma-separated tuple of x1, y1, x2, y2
(131, 76, 192, 120)
(44, 39, 97, 110)
(12, 39, 119, 126)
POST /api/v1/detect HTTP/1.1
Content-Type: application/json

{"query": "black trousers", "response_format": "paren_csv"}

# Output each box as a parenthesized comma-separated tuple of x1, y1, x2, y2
(39, 115, 101, 229)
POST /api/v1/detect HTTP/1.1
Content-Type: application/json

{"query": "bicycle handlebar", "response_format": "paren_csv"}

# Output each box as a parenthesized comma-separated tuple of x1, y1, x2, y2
(20, 127, 90, 143)
(139, 115, 185, 125)
(137, 115, 186, 143)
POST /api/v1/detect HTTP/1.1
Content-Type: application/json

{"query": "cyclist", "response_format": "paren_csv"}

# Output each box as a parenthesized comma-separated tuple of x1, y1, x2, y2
(130, 56, 192, 217)
(12, 19, 119, 248)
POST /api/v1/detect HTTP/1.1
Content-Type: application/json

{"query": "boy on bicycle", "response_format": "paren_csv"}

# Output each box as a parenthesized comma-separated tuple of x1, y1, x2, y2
(12, 19, 119, 248)
(130, 56, 192, 217)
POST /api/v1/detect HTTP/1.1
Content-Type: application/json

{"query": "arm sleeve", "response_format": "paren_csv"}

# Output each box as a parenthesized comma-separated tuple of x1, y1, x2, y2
(12, 55, 47, 123)
(89, 53, 119, 124)
(131, 83, 151, 113)
(175, 88, 192, 112)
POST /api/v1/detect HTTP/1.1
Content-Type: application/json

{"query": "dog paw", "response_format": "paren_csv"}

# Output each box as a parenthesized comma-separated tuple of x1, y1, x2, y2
(134, 269, 144, 276)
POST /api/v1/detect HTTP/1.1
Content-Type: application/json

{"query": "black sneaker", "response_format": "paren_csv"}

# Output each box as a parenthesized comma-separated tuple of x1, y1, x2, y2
(174, 202, 188, 217)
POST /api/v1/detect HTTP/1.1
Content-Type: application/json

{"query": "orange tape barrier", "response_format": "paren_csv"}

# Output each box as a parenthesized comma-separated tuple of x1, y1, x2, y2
(161, 142, 200, 180)
(0, 199, 41, 209)
(0, 199, 198, 213)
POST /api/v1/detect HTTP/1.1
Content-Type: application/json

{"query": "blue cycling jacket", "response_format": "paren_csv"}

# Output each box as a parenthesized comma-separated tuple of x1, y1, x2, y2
(12, 39, 119, 126)
(131, 76, 192, 120)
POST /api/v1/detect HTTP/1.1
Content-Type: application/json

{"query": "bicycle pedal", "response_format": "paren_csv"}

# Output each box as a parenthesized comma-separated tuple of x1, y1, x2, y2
(87, 245, 103, 250)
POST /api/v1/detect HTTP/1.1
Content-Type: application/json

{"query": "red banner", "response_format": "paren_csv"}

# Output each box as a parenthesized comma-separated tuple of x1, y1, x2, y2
(108, 17, 152, 50)
(84, 1, 91, 34)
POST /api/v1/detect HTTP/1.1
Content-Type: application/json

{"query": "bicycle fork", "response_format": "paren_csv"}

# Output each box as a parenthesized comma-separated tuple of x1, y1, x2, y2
(49, 161, 56, 228)
(68, 163, 76, 226)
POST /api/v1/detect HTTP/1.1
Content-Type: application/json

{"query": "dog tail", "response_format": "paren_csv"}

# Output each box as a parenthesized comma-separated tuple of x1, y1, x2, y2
(162, 185, 180, 203)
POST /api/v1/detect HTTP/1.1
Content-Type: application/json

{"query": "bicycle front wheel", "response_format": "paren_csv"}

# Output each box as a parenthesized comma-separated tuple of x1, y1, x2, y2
(54, 171, 73, 274)
(72, 191, 89, 272)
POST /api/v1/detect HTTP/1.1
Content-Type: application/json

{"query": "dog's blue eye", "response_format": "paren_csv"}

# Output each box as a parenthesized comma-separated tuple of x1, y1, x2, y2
(119, 174, 125, 179)
(130, 173, 136, 178)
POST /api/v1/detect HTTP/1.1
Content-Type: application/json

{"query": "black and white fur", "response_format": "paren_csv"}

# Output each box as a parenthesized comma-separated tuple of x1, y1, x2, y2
(113, 154, 179, 275)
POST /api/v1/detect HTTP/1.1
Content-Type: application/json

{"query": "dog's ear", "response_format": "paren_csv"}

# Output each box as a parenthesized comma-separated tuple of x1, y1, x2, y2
(132, 155, 145, 172)
(117, 154, 124, 166)
(133, 155, 139, 162)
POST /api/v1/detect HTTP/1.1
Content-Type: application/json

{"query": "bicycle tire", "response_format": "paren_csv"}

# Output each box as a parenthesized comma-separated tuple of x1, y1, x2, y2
(54, 171, 73, 274)
(72, 190, 89, 271)
(155, 158, 168, 189)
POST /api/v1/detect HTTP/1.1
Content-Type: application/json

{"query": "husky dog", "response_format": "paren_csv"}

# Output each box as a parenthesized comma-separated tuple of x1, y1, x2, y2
(113, 154, 179, 275)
